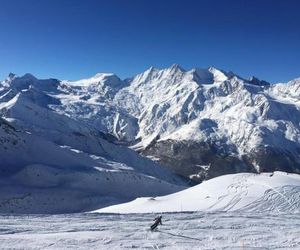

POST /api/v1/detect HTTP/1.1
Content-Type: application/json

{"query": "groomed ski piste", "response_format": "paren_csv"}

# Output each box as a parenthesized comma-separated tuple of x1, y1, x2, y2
(0, 171, 299, 249)
(97, 171, 300, 214)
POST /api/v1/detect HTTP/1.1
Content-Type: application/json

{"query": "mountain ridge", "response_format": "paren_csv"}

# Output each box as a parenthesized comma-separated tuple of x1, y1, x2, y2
(1, 65, 300, 184)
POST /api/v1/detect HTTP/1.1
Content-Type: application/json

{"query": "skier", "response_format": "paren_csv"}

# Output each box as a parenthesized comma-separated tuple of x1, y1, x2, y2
(150, 215, 162, 231)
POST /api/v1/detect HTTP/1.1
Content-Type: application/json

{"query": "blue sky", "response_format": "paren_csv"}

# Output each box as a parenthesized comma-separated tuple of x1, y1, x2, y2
(0, 0, 300, 82)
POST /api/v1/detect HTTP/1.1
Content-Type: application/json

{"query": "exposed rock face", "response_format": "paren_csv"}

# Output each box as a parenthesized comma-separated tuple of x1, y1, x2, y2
(245, 146, 300, 173)
(143, 139, 300, 182)
(142, 139, 252, 182)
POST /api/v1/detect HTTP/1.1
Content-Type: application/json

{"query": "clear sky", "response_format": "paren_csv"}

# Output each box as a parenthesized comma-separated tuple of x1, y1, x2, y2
(0, 0, 300, 83)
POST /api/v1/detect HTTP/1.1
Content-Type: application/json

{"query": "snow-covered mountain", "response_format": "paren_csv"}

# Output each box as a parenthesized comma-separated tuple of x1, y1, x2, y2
(0, 74, 186, 214)
(97, 171, 300, 213)
(116, 65, 300, 181)
(1, 65, 300, 193)
(115, 65, 300, 180)
(67, 67, 299, 182)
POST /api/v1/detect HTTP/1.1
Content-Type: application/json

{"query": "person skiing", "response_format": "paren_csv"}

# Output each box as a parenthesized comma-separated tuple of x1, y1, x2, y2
(150, 215, 162, 231)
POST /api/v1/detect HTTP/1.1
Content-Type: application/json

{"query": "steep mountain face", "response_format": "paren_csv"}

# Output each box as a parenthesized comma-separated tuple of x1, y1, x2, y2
(1, 65, 300, 188)
(114, 65, 300, 181)
(55, 73, 138, 142)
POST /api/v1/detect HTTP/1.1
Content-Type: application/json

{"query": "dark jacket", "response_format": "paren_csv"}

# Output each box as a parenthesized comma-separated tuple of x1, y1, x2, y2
(154, 216, 162, 225)
(151, 216, 162, 230)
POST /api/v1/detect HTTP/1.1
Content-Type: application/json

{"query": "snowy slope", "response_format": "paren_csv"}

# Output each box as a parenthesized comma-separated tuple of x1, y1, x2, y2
(97, 171, 300, 213)
(0, 74, 187, 214)
(1, 212, 299, 249)
(0, 116, 186, 214)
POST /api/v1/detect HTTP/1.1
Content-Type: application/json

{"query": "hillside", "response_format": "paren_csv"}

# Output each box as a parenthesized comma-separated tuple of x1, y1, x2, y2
(97, 171, 300, 213)
(0, 73, 186, 213)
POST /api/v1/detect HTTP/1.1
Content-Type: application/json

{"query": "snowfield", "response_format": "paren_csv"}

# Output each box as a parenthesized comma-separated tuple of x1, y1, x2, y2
(97, 172, 300, 214)
(0, 212, 299, 249)
(0, 116, 186, 214)
(0, 171, 298, 249)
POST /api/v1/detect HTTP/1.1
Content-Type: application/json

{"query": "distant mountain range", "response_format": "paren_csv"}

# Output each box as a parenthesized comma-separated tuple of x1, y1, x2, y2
(0, 65, 300, 213)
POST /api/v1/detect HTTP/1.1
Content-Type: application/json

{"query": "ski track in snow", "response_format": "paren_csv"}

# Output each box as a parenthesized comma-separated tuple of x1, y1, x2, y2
(0, 212, 299, 250)
(97, 172, 300, 214)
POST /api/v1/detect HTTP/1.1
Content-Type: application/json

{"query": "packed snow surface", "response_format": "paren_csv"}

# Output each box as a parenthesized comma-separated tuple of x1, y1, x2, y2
(0, 212, 299, 249)
(98, 172, 300, 213)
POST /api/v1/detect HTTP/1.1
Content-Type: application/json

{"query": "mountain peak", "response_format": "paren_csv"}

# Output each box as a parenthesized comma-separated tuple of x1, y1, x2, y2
(7, 72, 16, 80)
(191, 67, 229, 84)
(65, 72, 123, 89)
(248, 76, 270, 86)
(207, 66, 219, 72)
(93, 72, 116, 79)
(168, 64, 185, 72)
(147, 66, 155, 72)
(144, 66, 158, 75)
(21, 73, 37, 80)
